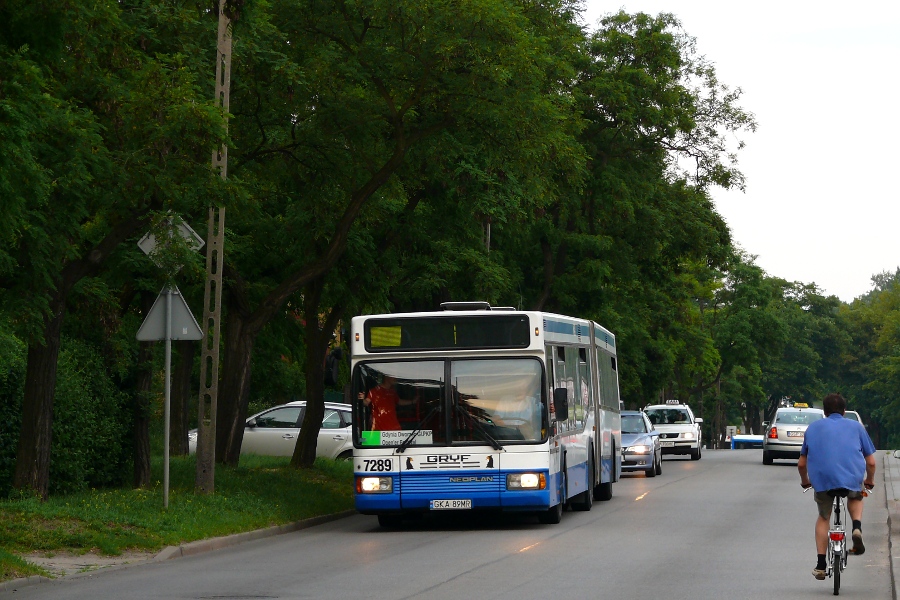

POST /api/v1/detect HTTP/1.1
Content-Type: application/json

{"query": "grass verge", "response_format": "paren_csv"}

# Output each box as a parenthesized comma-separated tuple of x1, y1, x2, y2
(0, 454, 353, 582)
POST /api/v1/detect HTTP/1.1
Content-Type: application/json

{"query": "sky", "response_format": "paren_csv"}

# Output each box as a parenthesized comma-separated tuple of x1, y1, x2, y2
(580, 1, 900, 302)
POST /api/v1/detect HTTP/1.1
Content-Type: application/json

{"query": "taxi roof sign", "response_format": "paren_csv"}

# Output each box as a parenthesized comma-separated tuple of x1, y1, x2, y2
(793, 402, 809, 408)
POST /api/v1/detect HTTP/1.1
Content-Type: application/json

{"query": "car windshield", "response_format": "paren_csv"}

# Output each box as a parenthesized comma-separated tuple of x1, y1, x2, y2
(353, 358, 546, 447)
(622, 414, 648, 434)
(775, 411, 823, 425)
(645, 408, 690, 425)
(844, 412, 860, 422)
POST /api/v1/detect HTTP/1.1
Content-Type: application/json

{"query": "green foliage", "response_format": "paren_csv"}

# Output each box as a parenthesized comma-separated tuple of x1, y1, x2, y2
(0, 455, 353, 562)
(0, 331, 133, 497)
(49, 339, 131, 495)
(251, 310, 308, 408)
(3, 0, 899, 498)
(0, 547, 45, 582)
(0, 325, 26, 497)
(837, 270, 900, 447)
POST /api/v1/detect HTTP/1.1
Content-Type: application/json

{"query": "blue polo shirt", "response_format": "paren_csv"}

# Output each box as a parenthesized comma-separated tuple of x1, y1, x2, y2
(801, 413, 876, 492)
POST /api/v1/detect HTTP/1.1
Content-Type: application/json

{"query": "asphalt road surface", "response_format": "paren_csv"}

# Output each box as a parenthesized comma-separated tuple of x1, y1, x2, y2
(6, 449, 892, 599)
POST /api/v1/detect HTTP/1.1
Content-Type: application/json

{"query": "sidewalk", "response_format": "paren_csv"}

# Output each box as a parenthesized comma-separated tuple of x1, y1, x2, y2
(885, 449, 900, 600)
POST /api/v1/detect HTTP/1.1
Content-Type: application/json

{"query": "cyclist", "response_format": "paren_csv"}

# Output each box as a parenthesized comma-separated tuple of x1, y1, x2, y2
(798, 393, 876, 580)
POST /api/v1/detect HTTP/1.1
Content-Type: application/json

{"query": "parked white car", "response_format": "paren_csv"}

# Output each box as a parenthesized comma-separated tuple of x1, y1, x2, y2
(188, 401, 353, 460)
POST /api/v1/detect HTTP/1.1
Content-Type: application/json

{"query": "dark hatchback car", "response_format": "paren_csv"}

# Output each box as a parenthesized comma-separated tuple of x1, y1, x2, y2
(621, 410, 662, 477)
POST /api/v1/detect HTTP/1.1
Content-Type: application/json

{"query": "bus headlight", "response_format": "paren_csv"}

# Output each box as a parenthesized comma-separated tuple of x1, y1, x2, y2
(507, 473, 546, 490)
(357, 476, 393, 493)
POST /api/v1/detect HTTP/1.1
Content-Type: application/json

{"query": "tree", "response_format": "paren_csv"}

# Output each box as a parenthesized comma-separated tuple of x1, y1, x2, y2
(4, 0, 227, 498)
(213, 0, 587, 466)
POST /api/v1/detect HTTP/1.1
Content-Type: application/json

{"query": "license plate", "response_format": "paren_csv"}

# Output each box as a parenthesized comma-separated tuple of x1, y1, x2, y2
(661, 441, 675, 447)
(430, 499, 471, 510)
(787, 431, 804, 437)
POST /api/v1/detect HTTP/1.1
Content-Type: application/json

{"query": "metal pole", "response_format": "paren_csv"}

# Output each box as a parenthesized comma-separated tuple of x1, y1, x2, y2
(164, 285, 172, 508)
(196, 0, 231, 494)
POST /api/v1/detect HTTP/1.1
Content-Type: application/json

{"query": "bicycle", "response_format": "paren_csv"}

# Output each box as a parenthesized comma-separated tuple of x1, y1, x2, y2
(804, 485, 873, 596)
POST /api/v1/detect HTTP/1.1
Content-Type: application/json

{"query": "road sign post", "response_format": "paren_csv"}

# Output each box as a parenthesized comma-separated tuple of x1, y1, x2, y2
(137, 216, 204, 509)
(137, 285, 202, 508)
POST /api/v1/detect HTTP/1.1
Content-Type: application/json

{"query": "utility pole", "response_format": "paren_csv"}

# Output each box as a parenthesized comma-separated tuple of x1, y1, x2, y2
(196, 0, 232, 494)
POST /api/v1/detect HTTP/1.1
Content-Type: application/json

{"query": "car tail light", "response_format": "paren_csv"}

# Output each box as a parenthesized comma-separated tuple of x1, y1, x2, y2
(830, 532, 845, 541)
(768, 427, 778, 439)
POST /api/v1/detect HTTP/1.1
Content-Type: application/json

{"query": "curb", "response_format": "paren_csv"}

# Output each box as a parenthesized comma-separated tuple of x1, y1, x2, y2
(154, 509, 356, 560)
(0, 509, 357, 594)
(886, 450, 900, 600)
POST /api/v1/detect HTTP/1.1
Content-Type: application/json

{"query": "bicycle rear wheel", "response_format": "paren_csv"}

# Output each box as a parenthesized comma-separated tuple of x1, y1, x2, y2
(833, 549, 841, 595)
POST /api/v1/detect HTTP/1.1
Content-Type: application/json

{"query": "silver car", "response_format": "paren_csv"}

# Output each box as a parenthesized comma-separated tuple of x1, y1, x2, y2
(188, 401, 353, 460)
(621, 410, 662, 476)
(762, 405, 824, 464)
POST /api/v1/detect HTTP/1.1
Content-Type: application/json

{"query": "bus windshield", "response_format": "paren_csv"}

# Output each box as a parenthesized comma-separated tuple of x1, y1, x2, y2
(353, 358, 545, 447)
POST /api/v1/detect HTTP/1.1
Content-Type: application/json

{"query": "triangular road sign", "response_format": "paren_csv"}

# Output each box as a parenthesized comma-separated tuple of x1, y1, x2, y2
(136, 286, 204, 341)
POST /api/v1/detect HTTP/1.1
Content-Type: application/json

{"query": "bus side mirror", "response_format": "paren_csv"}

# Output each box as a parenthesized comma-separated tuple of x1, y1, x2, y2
(553, 387, 569, 421)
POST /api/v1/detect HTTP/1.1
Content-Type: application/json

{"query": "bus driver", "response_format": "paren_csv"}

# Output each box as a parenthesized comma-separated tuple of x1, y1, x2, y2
(359, 374, 413, 431)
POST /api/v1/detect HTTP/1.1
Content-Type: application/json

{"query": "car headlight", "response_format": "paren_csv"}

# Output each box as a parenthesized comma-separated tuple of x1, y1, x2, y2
(682, 432, 695, 440)
(507, 472, 546, 490)
(626, 444, 650, 454)
(188, 431, 197, 442)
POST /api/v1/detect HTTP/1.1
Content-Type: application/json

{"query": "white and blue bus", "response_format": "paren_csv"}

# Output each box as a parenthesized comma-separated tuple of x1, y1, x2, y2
(350, 302, 622, 526)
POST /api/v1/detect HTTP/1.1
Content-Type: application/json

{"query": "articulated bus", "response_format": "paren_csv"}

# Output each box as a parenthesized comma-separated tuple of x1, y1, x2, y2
(350, 302, 622, 527)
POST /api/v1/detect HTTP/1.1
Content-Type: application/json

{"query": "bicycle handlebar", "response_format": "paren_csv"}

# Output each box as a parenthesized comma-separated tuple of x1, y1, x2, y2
(800, 485, 874, 495)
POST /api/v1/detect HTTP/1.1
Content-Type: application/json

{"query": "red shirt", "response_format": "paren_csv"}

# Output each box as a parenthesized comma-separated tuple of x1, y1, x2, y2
(367, 386, 402, 430)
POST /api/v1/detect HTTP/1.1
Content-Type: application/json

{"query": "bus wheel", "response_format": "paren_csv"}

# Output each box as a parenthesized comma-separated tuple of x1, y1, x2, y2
(595, 444, 615, 501)
(538, 469, 565, 524)
(538, 499, 563, 524)
(377, 514, 403, 528)
(571, 456, 594, 511)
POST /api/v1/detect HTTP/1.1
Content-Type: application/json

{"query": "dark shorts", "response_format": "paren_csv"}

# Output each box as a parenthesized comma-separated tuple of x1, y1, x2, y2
(814, 489, 863, 520)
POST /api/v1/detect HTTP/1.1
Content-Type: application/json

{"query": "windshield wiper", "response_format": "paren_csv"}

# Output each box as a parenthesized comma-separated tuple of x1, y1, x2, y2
(454, 404, 503, 451)
(395, 406, 441, 453)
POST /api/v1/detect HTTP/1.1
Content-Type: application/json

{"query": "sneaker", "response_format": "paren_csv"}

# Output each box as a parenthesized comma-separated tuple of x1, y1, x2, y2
(851, 528, 865, 555)
(812, 568, 826, 580)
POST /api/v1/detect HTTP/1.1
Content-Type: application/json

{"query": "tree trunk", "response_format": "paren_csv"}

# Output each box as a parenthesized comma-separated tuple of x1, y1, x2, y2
(216, 303, 257, 466)
(132, 334, 154, 488)
(292, 281, 331, 469)
(712, 394, 726, 449)
(170, 340, 195, 456)
(13, 297, 65, 500)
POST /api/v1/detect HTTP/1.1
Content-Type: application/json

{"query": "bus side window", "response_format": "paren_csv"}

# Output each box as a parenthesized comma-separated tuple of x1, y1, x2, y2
(578, 347, 591, 426)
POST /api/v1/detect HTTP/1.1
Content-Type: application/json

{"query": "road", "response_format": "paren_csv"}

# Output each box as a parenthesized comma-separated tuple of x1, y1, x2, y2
(5, 450, 892, 599)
